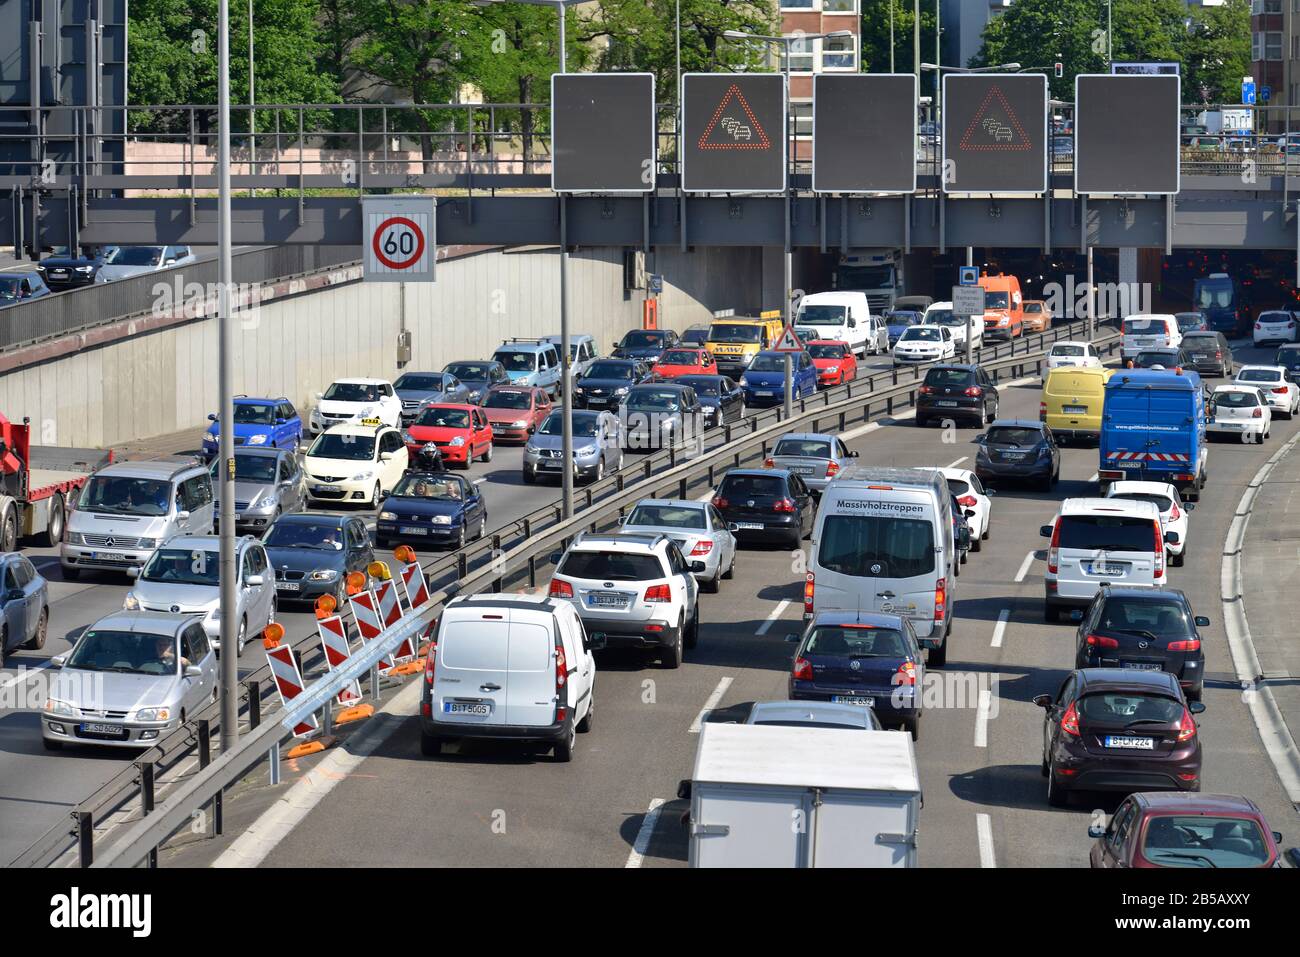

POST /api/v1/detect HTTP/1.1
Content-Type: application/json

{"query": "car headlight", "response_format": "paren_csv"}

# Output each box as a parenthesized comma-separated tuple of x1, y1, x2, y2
(207, 607, 221, 620)
(248, 434, 268, 445)
(431, 515, 453, 525)
(578, 444, 599, 457)
(134, 707, 171, 722)
(76, 265, 95, 273)
(44, 699, 75, 717)
(350, 470, 372, 481)
(739, 377, 750, 387)
(123, 592, 140, 611)
(64, 532, 84, 545)
(468, 389, 482, 402)
(244, 492, 261, 510)
(308, 569, 339, 581)
(511, 420, 529, 428)
(449, 436, 465, 447)
(614, 387, 630, 395)
(998, 318, 1009, 326)
(137, 538, 157, 549)
(379, 510, 397, 520)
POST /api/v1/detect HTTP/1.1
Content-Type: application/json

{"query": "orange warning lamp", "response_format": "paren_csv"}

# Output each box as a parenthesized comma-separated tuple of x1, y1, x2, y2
(345, 570, 368, 596)
(367, 560, 392, 581)
(393, 544, 417, 564)
(262, 622, 285, 649)
(315, 593, 338, 619)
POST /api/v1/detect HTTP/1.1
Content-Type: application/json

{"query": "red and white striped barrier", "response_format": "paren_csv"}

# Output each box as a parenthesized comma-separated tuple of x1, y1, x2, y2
(317, 615, 363, 706)
(348, 588, 396, 674)
(374, 578, 418, 663)
(399, 560, 430, 610)
(266, 643, 318, 739)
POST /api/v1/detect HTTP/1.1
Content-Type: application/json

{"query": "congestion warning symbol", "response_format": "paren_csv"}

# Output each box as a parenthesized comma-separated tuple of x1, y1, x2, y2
(959, 85, 1033, 151)
(698, 84, 773, 151)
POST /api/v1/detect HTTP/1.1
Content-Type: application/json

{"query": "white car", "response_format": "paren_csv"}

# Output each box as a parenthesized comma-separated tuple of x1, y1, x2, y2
(892, 324, 956, 365)
(1207, 384, 1271, 443)
(1234, 365, 1300, 418)
(1046, 341, 1103, 371)
(926, 467, 992, 552)
(308, 377, 403, 435)
(923, 302, 984, 351)
(95, 244, 197, 283)
(1105, 480, 1192, 567)
(1252, 310, 1299, 347)
(303, 422, 410, 508)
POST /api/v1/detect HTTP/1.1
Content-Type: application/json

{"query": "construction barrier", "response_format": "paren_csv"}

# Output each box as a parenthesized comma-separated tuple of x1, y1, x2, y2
(265, 641, 318, 739)
(317, 615, 364, 706)
(347, 578, 397, 675)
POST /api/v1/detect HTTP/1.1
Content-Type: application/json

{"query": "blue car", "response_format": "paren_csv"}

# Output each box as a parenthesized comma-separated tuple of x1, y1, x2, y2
(788, 610, 924, 739)
(884, 309, 923, 348)
(0, 553, 49, 663)
(202, 396, 302, 458)
(376, 471, 488, 551)
(739, 350, 817, 406)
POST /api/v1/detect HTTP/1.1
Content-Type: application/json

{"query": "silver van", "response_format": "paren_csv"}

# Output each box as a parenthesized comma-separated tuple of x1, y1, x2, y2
(61, 457, 215, 580)
(806, 467, 962, 666)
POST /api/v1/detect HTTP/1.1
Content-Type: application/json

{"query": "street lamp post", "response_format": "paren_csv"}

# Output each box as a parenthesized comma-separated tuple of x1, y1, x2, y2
(217, 0, 237, 751)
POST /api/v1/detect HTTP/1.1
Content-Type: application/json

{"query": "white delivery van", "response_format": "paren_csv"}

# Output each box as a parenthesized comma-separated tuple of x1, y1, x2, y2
(1040, 497, 1173, 622)
(795, 292, 885, 357)
(681, 723, 922, 868)
(420, 593, 596, 761)
(807, 467, 960, 666)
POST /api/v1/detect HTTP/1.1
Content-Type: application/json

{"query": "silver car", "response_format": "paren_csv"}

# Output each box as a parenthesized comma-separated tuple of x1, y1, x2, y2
(42, 611, 218, 750)
(767, 432, 859, 493)
(124, 534, 276, 655)
(393, 371, 471, 424)
(523, 409, 623, 485)
(211, 448, 305, 534)
(619, 498, 738, 592)
(618, 383, 704, 453)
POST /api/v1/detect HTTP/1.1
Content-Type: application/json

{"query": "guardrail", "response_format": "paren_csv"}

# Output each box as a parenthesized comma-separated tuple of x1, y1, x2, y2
(82, 319, 1120, 869)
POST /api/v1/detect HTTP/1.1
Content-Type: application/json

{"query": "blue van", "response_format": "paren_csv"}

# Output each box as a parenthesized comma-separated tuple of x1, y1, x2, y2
(1098, 370, 1208, 501)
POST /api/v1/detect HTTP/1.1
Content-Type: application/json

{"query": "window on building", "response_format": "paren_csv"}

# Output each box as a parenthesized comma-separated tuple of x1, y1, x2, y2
(823, 0, 858, 11)
(1253, 32, 1262, 61)
(1266, 0, 1282, 12)
(1267, 31, 1283, 60)
(782, 35, 816, 72)
(821, 34, 858, 70)
(780, 0, 814, 8)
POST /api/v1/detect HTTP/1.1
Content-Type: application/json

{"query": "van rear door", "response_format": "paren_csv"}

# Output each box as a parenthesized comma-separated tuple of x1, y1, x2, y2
(505, 617, 557, 727)
(1102, 384, 1151, 474)
(437, 616, 510, 725)
(1145, 386, 1196, 475)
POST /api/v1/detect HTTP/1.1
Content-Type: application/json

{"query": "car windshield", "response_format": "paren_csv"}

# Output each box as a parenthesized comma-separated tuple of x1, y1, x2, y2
(985, 427, 1042, 447)
(709, 323, 763, 343)
(818, 515, 936, 578)
(79, 476, 172, 516)
(621, 331, 666, 348)
(774, 438, 832, 458)
(719, 474, 786, 499)
(1056, 515, 1155, 551)
(1077, 692, 1183, 724)
(494, 351, 537, 372)
(231, 403, 276, 425)
(483, 391, 531, 410)
(212, 455, 278, 483)
(677, 376, 721, 396)
(538, 412, 601, 437)
(110, 247, 164, 266)
(558, 550, 664, 581)
(392, 475, 465, 499)
(307, 433, 376, 460)
(585, 361, 636, 380)
(658, 350, 701, 366)
(901, 328, 941, 342)
(626, 504, 706, 529)
(886, 312, 919, 327)
(925, 368, 974, 387)
(797, 305, 848, 325)
(263, 520, 345, 550)
(928, 311, 962, 327)
(323, 382, 380, 403)
(807, 344, 847, 359)
(444, 362, 493, 380)
(140, 547, 220, 585)
(625, 390, 682, 411)
(1025, 303, 1044, 314)
(1125, 318, 1165, 334)
(748, 354, 793, 372)
(1182, 334, 1219, 348)
(1214, 390, 1258, 408)
(416, 408, 470, 428)
(1096, 597, 1191, 636)
(1111, 492, 1173, 513)
(984, 291, 1009, 309)
(1237, 369, 1280, 384)
(1139, 816, 1271, 868)
(394, 374, 444, 392)
(681, 328, 709, 344)
(64, 629, 182, 675)
(804, 625, 910, 657)
(1052, 345, 1086, 356)
(1136, 352, 1179, 367)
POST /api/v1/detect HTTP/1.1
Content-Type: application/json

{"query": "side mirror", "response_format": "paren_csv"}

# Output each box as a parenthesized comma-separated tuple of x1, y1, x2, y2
(177, 510, 190, 521)
(728, 522, 739, 532)
(185, 664, 203, 678)
(975, 433, 987, 444)
(588, 634, 607, 651)
(51, 654, 66, 668)
(676, 779, 692, 801)
(964, 509, 977, 519)
(1039, 524, 1053, 537)
(207, 413, 217, 422)
(849, 450, 860, 458)
(549, 551, 563, 565)
(1185, 502, 1195, 510)
(689, 561, 706, 573)
(1164, 531, 1180, 545)
(1194, 615, 1210, 628)
(1069, 609, 1084, 622)
(275, 418, 287, 425)
(5, 589, 22, 601)
(126, 567, 139, 579)
(1088, 824, 1106, 839)
(247, 574, 265, 587)
(1189, 701, 1206, 715)
(1032, 694, 1052, 709)
(379, 452, 392, 462)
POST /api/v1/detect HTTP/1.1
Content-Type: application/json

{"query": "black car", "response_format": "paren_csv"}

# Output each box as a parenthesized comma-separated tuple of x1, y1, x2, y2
(0, 271, 51, 307)
(673, 373, 744, 427)
(573, 358, 651, 410)
(917, 364, 1000, 428)
(1274, 343, 1300, 378)
(1132, 347, 1193, 371)
(1174, 311, 1209, 334)
(712, 468, 814, 548)
(974, 419, 1060, 490)
(612, 328, 679, 363)
(262, 512, 374, 606)
(1074, 586, 1208, 700)
(1034, 668, 1205, 807)
(442, 360, 508, 405)
(35, 247, 116, 289)
(1180, 331, 1233, 377)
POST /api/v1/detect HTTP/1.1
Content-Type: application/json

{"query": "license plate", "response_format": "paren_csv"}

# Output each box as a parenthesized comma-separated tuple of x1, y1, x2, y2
(791, 466, 815, 475)
(1104, 735, 1155, 749)
(80, 722, 125, 736)
(1063, 405, 1088, 414)
(937, 400, 959, 407)
(1113, 461, 1142, 469)
(832, 695, 876, 708)
(90, 552, 128, 562)
(1001, 452, 1026, 460)
(1217, 422, 1243, 429)
(1121, 662, 1163, 672)
(444, 701, 491, 716)
(276, 581, 300, 592)
(399, 526, 428, 535)
(313, 485, 341, 493)
(758, 390, 776, 397)
(1088, 563, 1126, 576)
(735, 522, 763, 529)
(589, 594, 626, 607)
(1190, 354, 1207, 360)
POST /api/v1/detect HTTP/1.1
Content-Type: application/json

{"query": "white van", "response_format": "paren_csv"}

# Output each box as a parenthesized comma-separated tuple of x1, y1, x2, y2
(1040, 497, 1174, 622)
(1122, 314, 1182, 361)
(420, 593, 596, 761)
(806, 467, 961, 666)
(795, 292, 886, 357)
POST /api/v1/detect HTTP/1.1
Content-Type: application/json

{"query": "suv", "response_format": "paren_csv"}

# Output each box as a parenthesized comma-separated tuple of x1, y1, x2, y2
(493, 339, 563, 396)
(62, 457, 214, 580)
(1074, 586, 1208, 700)
(548, 533, 703, 669)
(573, 358, 651, 410)
(917, 364, 1000, 428)
(124, 534, 275, 655)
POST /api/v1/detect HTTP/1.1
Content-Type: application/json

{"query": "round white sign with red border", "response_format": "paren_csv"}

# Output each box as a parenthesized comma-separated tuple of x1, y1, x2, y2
(361, 196, 436, 283)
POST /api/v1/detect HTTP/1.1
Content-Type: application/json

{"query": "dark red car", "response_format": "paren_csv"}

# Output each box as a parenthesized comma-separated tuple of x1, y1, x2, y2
(1089, 791, 1283, 868)
(480, 386, 551, 443)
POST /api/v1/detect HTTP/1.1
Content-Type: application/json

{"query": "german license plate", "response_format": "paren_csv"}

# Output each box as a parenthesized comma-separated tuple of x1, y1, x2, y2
(735, 522, 763, 530)
(313, 485, 340, 493)
(1088, 563, 1126, 576)
(1063, 405, 1088, 414)
(589, 593, 626, 607)
(1190, 354, 1207, 361)
(80, 723, 125, 737)
(1001, 452, 1026, 460)
(937, 400, 958, 407)
(791, 466, 814, 474)
(1113, 461, 1142, 469)
(276, 581, 300, 592)
(832, 695, 876, 708)
(90, 552, 128, 562)
(400, 526, 428, 535)
(1122, 662, 1163, 672)
(758, 390, 776, 397)
(444, 701, 491, 716)
(1104, 735, 1155, 749)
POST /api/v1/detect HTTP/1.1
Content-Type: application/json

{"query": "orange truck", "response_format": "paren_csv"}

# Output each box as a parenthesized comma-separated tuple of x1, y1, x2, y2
(979, 273, 1026, 340)
(0, 414, 109, 552)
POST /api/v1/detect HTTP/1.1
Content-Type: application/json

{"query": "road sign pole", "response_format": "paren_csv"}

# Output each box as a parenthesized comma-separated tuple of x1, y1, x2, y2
(965, 247, 974, 364)
(557, 10, 574, 521)
(1087, 243, 1096, 341)
(784, 353, 793, 418)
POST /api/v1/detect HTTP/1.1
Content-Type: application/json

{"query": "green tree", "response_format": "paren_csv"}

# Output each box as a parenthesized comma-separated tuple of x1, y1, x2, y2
(859, 0, 939, 77)
(1182, 0, 1251, 104)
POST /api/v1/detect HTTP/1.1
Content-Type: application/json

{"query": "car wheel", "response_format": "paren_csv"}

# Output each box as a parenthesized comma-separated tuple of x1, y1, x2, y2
(703, 568, 720, 593)
(553, 721, 576, 762)
(927, 635, 947, 668)
(971, 533, 982, 553)
(1170, 548, 1184, 567)
(420, 732, 443, 757)
(661, 619, 684, 669)
(1041, 753, 1050, 778)
(684, 607, 700, 650)
(0, 504, 16, 553)
(24, 607, 48, 650)
(916, 416, 928, 428)
(477, 514, 487, 541)
(482, 442, 493, 464)
(723, 551, 736, 580)
(594, 458, 605, 484)
(370, 483, 381, 509)
(455, 524, 466, 550)
(39, 493, 65, 548)
(236, 618, 248, 655)
(1047, 768, 1071, 807)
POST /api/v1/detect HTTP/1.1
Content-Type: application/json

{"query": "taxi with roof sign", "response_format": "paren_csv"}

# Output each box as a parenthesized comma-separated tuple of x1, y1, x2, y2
(302, 419, 409, 509)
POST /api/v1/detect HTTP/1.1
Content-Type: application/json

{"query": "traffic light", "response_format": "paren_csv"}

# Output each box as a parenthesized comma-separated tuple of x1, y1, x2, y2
(1054, 62, 1063, 79)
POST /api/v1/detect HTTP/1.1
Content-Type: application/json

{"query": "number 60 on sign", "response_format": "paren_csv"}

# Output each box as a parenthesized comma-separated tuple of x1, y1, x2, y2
(361, 196, 436, 283)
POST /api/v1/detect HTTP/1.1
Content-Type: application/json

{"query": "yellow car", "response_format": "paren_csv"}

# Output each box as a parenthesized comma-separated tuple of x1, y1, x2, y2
(706, 312, 784, 379)
(1041, 367, 1113, 444)
(303, 419, 409, 508)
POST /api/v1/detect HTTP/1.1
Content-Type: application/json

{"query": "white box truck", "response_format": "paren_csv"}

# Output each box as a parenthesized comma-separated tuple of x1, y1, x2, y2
(681, 723, 922, 867)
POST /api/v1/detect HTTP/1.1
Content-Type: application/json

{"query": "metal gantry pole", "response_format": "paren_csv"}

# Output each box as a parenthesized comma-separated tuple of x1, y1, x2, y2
(1086, 244, 1096, 341)
(558, 6, 574, 519)
(248, 0, 255, 194)
(784, 42, 794, 419)
(913, 0, 920, 87)
(965, 246, 974, 364)
(218, 0, 239, 751)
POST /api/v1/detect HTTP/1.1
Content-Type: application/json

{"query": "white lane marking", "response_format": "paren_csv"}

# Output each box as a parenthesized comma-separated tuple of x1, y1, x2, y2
(689, 676, 734, 733)
(0, 661, 51, 693)
(1013, 551, 1035, 583)
(976, 813, 996, 868)
(974, 688, 992, 748)
(945, 456, 968, 469)
(756, 599, 792, 636)
(625, 798, 666, 868)
(840, 420, 885, 441)
(990, 609, 1009, 649)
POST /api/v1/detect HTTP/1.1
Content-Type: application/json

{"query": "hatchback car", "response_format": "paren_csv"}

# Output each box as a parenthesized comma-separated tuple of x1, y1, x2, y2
(479, 386, 551, 443)
(1131, 347, 1192, 371)
(377, 471, 487, 551)
(787, 611, 923, 738)
(739, 350, 817, 405)
(1105, 481, 1192, 566)
(926, 467, 992, 552)
(1074, 586, 1208, 700)
(1089, 792, 1283, 868)
(619, 498, 737, 591)
(1173, 311, 1209, 334)
(0, 553, 49, 663)
(651, 347, 718, 379)
(393, 371, 471, 424)
(712, 468, 815, 548)
(1047, 341, 1103, 370)
(975, 420, 1060, 490)
(672, 374, 744, 428)
(1035, 668, 1205, 807)
(805, 340, 858, 387)
(1022, 300, 1052, 333)
(573, 358, 651, 410)
(1252, 309, 1298, 347)
(765, 432, 859, 493)
(211, 447, 305, 534)
(893, 324, 956, 365)
(202, 395, 302, 458)
(1235, 365, 1300, 417)
(1179, 331, 1233, 377)
(523, 409, 623, 484)
(917, 364, 1000, 427)
(612, 328, 679, 363)
(442, 360, 508, 405)
(403, 404, 494, 468)
(263, 512, 373, 607)
(1207, 384, 1271, 443)
(43, 611, 218, 750)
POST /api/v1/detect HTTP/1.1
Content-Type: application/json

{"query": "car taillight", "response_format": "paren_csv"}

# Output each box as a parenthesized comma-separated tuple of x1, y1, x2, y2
(712, 495, 729, 509)
(1153, 521, 1164, 579)
(934, 578, 947, 621)
(919, 385, 934, 395)
(773, 498, 796, 513)
(1047, 519, 1061, 574)
(1167, 638, 1201, 652)
(957, 494, 978, 507)
(689, 540, 713, 556)
(763, 458, 775, 468)
(1177, 707, 1198, 742)
(1060, 701, 1080, 737)
(792, 656, 814, 681)
(1255, 322, 1262, 330)
(549, 579, 573, 598)
(424, 644, 437, 685)
(1273, 386, 1288, 394)
(895, 661, 917, 686)
(1253, 408, 1263, 418)
(964, 386, 982, 397)
(555, 642, 567, 689)
(644, 583, 672, 602)
(1086, 634, 1119, 648)
(1169, 502, 1180, 521)
(826, 460, 840, 478)
(1215, 350, 1222, 359)
(1039, 401, 1047, 421)
(804, 572, 814, 616)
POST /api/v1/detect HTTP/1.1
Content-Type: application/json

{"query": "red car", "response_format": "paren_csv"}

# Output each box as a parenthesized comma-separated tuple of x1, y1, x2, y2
(403, 403, 493, 467)
(480, 386, 551, 443)
(1089, 791, 1283, 868)
(805, 340, 858, 387)
(651, 347, 718, 379)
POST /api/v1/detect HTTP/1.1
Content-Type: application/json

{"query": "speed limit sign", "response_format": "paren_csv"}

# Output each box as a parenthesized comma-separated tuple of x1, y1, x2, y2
(361, 195, 436, 283)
